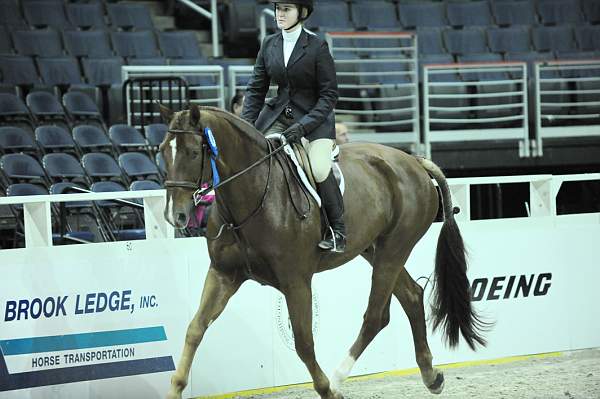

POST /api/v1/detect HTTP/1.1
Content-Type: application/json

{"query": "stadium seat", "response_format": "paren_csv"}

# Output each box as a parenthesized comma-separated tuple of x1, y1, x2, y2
(35, 125, 78, 155)
(532, 26, 577, 53)
(0, 26, 12, 55)
(155, 152, 166, 175)
(65, 2, 106, 30)
(37, 57, 86, 90)
(130, 179, 160, 191)
(145, 123, 167, 147)
(491, 1, 537, 27)
(0, 153, 48, 186)
(73, 125, 113, 154)
(42, 153, 87, 184)
(107, 3, 154, 30)
(168, 58, 215, 86)
(62, 92, 104, 127)
(110, 31, 161, 59)
(49, 181, 97, 243)
(398, 2, 446, 29)
(0, 55, 41, 87)
(82, 57, 124, 87)
(487, 27, 531, 54)
(351, 1, 399, 30)
(6, 183, 47, 205)
(109, 125, 148, 152)
(157, 31, 204, 60)
(443, 28, 489, 56)
(128, 57, 168, 66)
(537, 0, 583, 26)
(26, 92, 69, 126)
(22, 0, 70, 29)
(305, 0, 352, 31)
(574, 26, 600, 52)
(118, 152, 160, 182)
(0, 126, 37, 155)
(81, 152, 125, 184)
(0, 93, 35, 128)
(505, 51, 557, 79)
(0, 0, 27, 28)
(416, 28, 446, 55)
(446, 1, 493, 27)
(64, 30, 113, 58)
(12, 29, 64, 58)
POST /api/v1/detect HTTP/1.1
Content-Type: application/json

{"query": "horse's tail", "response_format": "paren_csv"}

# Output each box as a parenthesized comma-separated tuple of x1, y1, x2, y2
(415, 157, 488, 350)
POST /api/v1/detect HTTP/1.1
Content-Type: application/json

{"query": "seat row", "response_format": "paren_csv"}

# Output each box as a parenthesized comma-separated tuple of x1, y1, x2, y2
(0, 0, 154, 31)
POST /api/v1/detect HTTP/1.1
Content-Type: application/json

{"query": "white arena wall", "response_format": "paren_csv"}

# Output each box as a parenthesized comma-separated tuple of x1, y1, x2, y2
(0, 175, 599, 399)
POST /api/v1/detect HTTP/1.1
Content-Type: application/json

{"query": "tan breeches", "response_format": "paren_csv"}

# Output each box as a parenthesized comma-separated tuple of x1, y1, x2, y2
(265, 121, 333, 183)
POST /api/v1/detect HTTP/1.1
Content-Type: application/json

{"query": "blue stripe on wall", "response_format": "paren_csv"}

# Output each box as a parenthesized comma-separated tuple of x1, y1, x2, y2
(0, 356, 175, 392)
(0, 326, 167, 356)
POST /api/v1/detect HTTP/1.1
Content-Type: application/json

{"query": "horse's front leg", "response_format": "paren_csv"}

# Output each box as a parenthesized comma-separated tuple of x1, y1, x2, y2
(167, 266, 243, 399)
(283, 279, 342, 399)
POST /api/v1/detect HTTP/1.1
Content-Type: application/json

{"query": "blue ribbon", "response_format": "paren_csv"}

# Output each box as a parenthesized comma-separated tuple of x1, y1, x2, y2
(204, 127, 220, 186)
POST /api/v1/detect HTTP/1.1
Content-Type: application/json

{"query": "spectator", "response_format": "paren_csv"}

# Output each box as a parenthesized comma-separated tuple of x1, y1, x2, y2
(230, 92, 245, 117)
(335, 122, 349, 145)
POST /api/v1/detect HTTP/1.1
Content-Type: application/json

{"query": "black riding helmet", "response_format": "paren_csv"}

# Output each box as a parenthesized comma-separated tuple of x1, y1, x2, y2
(271, 0, 314, 21)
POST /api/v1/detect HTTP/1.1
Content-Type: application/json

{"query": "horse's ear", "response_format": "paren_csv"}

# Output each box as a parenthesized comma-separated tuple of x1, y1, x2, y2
(189, 103, 201, 126)
(158, 103, 174, 124)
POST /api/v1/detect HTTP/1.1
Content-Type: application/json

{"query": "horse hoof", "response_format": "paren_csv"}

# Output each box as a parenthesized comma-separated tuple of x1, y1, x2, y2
(427, 371, 445, 395)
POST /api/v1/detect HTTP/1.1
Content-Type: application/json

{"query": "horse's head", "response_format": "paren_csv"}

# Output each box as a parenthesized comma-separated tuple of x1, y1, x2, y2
(159, 103, 208, 229)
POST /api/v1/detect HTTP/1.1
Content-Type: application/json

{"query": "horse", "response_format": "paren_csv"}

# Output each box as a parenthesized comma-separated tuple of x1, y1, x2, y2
(159, 104, 486, 399)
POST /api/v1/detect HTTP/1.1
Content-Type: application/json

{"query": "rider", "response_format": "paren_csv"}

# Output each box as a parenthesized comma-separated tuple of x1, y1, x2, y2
(241, 0, 346, 252)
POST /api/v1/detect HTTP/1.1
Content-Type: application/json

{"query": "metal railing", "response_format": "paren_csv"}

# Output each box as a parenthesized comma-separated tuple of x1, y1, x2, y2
(423, 61, 529, 159)
(176, 0, 220, 58)
(534, 59, 600, 157)
(122, 65, 225, 128)
(326, 31, 420, 152)
(259, 7, 275, 44)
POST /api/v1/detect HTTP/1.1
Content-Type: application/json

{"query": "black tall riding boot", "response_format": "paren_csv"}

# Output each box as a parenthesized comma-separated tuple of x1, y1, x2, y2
(317, 171, 346, 253)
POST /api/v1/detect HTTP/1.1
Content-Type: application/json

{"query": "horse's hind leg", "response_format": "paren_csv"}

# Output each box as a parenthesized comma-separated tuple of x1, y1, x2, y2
(283, 280, 342, 399)
(167, 266, 243, 399)
(393, 267, 444, 394)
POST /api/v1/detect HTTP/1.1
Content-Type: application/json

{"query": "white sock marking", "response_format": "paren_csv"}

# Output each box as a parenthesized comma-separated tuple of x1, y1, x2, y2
(332, 354, 355, 390)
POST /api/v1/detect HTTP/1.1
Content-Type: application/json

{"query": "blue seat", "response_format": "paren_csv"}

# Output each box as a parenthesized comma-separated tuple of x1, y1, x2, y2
(0, 153, 47, 185)
(417, 28, 446, 55)
(128, 57, 168, 66)
(73, 125, 113, 154)
(457, 53, 508, 81)
(35, 125, 77, 155)
(168, 58, 215, 86)
(446, 1, 493, 27)
(65, 2, 106, 30)
(62, 92, 103, 126)
(82, 57, 124, 87)
(6, 183, 47, 200)
(0, 55, 41, 86)
(0, 0, 27, 28)
(351, 1, 399, 30)
(443, 28, 489, 55)
(155, 152, 166, 175)
(145, 123, 167, 146)
(26, 92, 68, 125)
(0, 26, 12, 54)
(49, 182, 91, 208)
(574, 26, 600, 52)
(491, 1, 537, 27)
(111, 31, 160, 59)
(419, 53, 458, 82)
(532, 26, 577, 53)
(118, 152, 160, 182)
(0, 126, 37, 154)
(487, 27, 531, 54)
(130, 179, 160, 191)
(81, 152, 125, 183)
(305, 0, 352, 31)
(107, 3, 154, 30)
(42, 153, 87, 183)
(398, 2, 446, 29)
(582, 0, 600, 24)
(157, 31, 204, 60)
(538, 0, 583, 26)
(22, 0, 70, 29)
(12, 29, 64, 58)
(504, 51, 557, 79)
(37, 57, 86, 89)
(0, 93, 35, 127)
(109, 125, 147, 152)
(64, 30, 113, 58)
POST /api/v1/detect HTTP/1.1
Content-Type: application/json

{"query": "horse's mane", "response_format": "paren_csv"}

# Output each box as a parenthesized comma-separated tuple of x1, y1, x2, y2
(199, 106, 266, 146)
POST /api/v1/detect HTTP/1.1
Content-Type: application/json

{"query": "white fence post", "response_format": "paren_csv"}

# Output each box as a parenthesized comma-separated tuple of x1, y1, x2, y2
(23, 201, 53, 248)
(143, 194, 174, 240)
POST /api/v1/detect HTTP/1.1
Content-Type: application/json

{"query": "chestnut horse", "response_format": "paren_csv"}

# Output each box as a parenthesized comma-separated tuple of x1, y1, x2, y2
(159, 105, 486, 399)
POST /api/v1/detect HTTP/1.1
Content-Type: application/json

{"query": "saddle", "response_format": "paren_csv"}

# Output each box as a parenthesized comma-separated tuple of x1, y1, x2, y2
(265, 134, 345, 208)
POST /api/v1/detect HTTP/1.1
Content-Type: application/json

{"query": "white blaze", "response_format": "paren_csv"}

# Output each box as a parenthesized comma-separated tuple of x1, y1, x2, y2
(169, 136, 177, 166)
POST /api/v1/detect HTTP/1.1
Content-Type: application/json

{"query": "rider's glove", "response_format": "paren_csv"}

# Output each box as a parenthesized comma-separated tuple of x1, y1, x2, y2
(282, 123, 305, 143)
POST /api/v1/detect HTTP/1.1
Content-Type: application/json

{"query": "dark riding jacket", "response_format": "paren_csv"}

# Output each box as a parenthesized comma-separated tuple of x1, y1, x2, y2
(241, 29, 338, 141)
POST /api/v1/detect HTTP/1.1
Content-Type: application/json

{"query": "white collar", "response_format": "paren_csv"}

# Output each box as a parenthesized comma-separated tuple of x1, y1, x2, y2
(282, 26, 302, 42)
